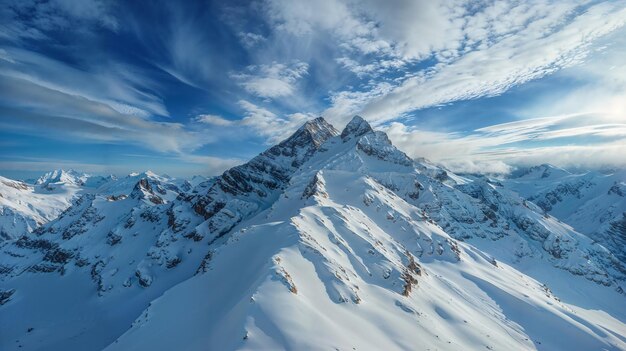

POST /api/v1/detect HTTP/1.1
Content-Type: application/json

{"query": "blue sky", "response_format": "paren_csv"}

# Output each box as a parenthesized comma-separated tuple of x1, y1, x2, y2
(1, 0, 625, 179)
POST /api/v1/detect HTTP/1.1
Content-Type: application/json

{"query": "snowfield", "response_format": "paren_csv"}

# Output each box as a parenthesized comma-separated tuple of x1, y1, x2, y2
(0, 171, 87, 242)
(1, 117, 625, 350)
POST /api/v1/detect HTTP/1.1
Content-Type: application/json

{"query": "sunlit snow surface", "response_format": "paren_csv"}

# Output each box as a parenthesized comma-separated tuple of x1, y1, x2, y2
(1, 118, 624, 351)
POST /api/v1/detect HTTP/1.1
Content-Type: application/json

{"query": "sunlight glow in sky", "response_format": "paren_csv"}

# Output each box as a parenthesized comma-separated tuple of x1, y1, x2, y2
(1, 0, 625, 179)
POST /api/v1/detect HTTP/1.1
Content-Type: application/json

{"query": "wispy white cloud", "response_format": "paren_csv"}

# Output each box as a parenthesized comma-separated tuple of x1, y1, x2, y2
(0, 48, 168, 117)
(50, 0, 119, 30)
(3, 0, 625, 177)
(385, 113, 626, 173)
(252, 0, 626, 134)
(232, 61, 309, 99)
(239, 32, 266, 49)
(336, 57, 406, 78)
(160, 16, 217, 88)
(263, 0, 464, 60)
(194, 100, 315, 144)
(358, 1, 626, 122)
(238, 100, 313, 142)
(264, 0, 374, 44)
(122, 3, 238, 91)
(0, 75, 203, 154)
(518, 30, 626, 123)
(194, 114, 236, 127)
(322, 82, 394, 126)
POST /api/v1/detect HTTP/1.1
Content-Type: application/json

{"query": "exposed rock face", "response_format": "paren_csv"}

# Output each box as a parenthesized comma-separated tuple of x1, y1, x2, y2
(301, 172, 328, 199)
(503, 167, 626, 276)
(529, 180, 592, 212)
(107, 195, 127, 201)
(356, 131, 413, 166)
(190, 117, 339, 242)
(603, 213, 626, 262)
(217, 117, 338, 196)
(0, 289, 15, 305)
(341, 115, 373, 140)
(1, 179, 28, 191)
(130, 178, 165, 205)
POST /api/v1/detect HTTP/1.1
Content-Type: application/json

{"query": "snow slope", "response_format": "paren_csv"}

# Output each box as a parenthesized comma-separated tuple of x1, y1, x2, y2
(504, 165, 626, 263)
(0, 117, 624, 351)
(0, 170, 196, 243)
(0, 174, 86, 241)
(35, 169, 111, 188)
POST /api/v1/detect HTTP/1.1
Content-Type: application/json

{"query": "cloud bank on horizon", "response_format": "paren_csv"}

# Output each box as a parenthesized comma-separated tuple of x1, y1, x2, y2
(0, 0, 625, 177)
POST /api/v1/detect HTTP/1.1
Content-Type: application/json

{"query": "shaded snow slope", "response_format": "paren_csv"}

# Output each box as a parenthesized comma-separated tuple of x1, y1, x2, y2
(504, 167, 626, 263)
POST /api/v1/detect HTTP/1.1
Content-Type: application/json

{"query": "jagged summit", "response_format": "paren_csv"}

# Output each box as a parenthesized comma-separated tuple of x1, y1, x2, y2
(130, 178, 154, 197)
(268, 116, 338, 152)
(214, 117, 338, 197)
(341, 115, 373, 140)
(293, 116, 339, 148)
(136, 170, 160, 178)
(130, 178, 164, 204)
(265, 116, 338, 157)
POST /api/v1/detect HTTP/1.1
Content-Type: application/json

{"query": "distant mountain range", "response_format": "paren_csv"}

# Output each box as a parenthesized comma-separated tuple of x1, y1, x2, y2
(1, 116, 624, 350)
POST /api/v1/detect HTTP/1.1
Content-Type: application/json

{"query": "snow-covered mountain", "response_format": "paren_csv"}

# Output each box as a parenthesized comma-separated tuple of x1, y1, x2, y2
(0, 173, 88, 242)
(504, 165, 626, 263)
(0, 117, 625, 351)
(0, 170, 195, 243)
(35, 169, 111, 188)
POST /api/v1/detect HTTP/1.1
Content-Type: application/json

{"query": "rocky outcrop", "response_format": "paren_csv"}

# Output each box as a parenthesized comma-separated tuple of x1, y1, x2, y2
(191, 117, 339, 241)
(130, 178, 165, 205)
(341, 115, 373, 140)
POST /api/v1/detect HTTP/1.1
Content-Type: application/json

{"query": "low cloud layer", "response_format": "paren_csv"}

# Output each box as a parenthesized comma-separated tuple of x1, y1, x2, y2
(385, 113, 626, 173)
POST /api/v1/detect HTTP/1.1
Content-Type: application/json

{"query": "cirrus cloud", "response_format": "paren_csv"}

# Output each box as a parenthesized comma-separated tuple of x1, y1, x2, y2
(385, 112, 626, 173)
(232, 61, 309, 99)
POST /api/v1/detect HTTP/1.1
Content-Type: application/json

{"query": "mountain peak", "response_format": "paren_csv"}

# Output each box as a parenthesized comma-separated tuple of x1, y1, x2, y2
(36, 169, 87, 186)
(130, 178, 164, 204)
(284, 116, 339, 148)
(143, 170, 159, 178)
(341, 115, 373, 140)
(214, 117, 338, 197)
(302, 116, 329, 129)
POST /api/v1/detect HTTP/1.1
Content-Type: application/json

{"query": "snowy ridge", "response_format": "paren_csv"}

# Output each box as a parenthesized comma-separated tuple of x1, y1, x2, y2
(0, 175, 85, 241)
(0, 116, 625, 350)
(186, 116, 338, 245)
(0, 170, 189, 242)
(504, 168, 626, 264)
(36, 169, 112, 188)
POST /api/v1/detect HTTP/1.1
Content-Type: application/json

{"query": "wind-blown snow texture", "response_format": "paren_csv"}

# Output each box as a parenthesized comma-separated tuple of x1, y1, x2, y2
(0, 117, 624, 351)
